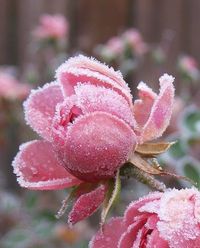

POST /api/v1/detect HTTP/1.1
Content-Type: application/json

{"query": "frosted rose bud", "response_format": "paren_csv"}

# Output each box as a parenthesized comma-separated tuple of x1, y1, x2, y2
(12, 55, 175, 225)
(90, 188, 200, 248)
(33, 14, 68, 40)
(13, 55, 137, 187)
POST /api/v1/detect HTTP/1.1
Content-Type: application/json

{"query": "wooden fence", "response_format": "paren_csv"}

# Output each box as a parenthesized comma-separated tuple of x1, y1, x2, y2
(0, 0, 200, 68)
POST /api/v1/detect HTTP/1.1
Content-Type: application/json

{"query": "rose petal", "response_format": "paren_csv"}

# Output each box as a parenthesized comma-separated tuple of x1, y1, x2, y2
(56, 55, 133, 106)
(68, 184, 106, 225)
(63, 111, 137, 182)
(24, 82, 63, 141)
(118, 218, 146, 248)
(133, 81, 157, 127)
(89, 217, 126, 248)
(75, 84, 135, 127)
(12, 140, 81, 190)
(146, 229, 168, 248)
(139, 74, 175, 143)
(124, 192, 162, 226)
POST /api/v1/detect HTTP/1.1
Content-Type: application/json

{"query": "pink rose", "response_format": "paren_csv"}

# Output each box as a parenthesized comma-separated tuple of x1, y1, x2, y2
(90, 188, 200, 248)
(107, 37, 124, 54)
(12, 55, 174, 225)
(178, 55, 200, 81)
(33, 14, 68, 40)
(0, 72, 30, 100)
(123, 28, 148, 56)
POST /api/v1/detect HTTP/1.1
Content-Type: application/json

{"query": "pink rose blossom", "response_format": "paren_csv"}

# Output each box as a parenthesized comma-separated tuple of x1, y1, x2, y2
(90, 188, 200, 248)
(178, 55, 200, 81)
(123, 28, 148, 56)
(107, 37, 124, 54)
(0, 72, 30, 100)
(12, 55, 174, 225)
(33, 14, 68, 40)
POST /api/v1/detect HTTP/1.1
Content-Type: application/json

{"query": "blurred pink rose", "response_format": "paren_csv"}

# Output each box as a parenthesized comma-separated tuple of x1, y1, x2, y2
(0, 72, 30, 100)
(90, 188, 200, 248)
(107, 37, 124, 54)
(178, 55, 200, 81)
(12, 55, 174, 225)
(33, 14, 68, 40)
(123, 28, 148, 56)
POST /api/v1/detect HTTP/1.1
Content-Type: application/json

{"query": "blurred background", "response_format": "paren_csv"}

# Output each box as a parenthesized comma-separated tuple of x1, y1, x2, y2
(1, 1, 200, 247)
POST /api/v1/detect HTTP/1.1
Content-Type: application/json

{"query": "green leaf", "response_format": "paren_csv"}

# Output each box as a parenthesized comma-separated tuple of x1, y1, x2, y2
(101, 170, 121, 226)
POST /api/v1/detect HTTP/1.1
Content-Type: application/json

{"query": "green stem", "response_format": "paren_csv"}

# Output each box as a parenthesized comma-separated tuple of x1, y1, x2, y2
(121, 164, 166, 192)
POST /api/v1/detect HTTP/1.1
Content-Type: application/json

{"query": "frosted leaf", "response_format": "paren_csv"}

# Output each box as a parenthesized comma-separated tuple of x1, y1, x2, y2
(12, 140, 81, 190)
(24, 81, 63, 141)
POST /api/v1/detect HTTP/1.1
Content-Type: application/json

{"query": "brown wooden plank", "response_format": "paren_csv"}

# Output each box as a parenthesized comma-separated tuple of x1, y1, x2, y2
(73, 0, 130, 53)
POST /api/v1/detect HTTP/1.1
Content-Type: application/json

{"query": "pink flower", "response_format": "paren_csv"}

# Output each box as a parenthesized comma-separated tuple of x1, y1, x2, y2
(101, 37, 124, 59)
(178, 55, 200, 81)
(90, 188, 200, 248)
(33, 14, 68, 40)
(123, 28, 148, 56)
(12, 55, 174, 225)
(0, 72, 30, 100)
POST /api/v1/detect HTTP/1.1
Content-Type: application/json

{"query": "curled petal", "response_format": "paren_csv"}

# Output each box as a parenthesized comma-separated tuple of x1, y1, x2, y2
(75, 84, 135, 127)
(124, 192, 162, 226)
(68, 184, 106, 226)
(63, 111, 137, 182)
(56, 55, 133, 106)
(146, 229, 169, 248)
(24, 82, 63, 141)
(12, 140, 81, 190)
(134, 74, 175, 143)
(133, 81, 157, 127)
(118, 219, 146, 248)
(89, 217, 126, 248)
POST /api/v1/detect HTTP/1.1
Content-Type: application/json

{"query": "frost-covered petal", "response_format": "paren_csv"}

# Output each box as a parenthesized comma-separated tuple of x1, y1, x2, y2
(75, 84, 135, 127)
(139, 74, 175, 143)
(24, 82, 63, 141)
(118, 219, 146, 248)
(157, 188, 200, 247)
(89, 217, 126, 248)
(63, 111, 137, 182)
(146, 229, 168, 248)
(56, 55, 133, 106)
(133, 81, 157, 127)
(68, 184, 106, 225)
(12, 140, 81, 190)
(124, 192, 162, 226)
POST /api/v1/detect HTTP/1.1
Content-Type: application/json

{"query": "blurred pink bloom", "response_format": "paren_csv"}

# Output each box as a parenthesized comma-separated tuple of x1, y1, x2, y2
(101, 37, 124, 59)
(123, 28, 148, 56)
(12, 55, 174, 225)
(0, 72, 30, 100)
(90, 188, 200, 248)
(33, 14, 68, 40)
(178, 55, 200, 81)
